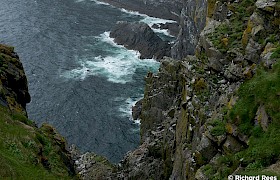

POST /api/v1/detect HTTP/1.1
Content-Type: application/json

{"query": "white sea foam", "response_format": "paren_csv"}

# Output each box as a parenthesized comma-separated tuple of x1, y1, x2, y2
(61, 32, 160, 84)
(120, 8, 176, 37)
(90, 0, 111, 6)
(116, 96, 142, 125)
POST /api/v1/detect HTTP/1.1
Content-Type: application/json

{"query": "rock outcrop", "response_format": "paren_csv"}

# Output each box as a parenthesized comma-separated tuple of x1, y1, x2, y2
(110, 21, 171, 60)
(80, 0, 280, 179)
(0, 44, 30, 116)
(0, 44, 76, 179)
(171, 0, 207, 59)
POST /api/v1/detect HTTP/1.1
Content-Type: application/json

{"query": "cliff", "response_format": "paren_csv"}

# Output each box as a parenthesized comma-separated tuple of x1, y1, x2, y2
(100, 0, 280, 179)
(0, 44, 77, 179)
(2, 0, 280, 179)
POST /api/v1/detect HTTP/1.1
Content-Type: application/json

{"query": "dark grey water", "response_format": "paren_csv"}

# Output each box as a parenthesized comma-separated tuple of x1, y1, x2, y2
(0, 0, 174, 162)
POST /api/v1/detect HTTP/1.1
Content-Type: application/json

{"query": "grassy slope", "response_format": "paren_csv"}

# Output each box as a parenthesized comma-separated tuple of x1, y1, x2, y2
(0, 105, 76, 179)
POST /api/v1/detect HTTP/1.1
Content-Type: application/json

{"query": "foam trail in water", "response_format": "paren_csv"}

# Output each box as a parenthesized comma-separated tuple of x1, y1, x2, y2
(120, 8, 176, 37)
(117, 96, 142, 123)
(90, 0, 111, 6)
(61, 32, 160, 84)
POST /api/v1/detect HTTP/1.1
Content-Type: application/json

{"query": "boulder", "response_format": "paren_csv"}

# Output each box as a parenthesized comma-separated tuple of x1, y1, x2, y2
(256, 0, 277, 13)
(244, 39, 262, 63)
(110, 21, 171, 60)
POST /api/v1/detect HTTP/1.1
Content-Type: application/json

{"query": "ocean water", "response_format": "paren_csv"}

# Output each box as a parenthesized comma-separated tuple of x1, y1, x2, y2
(0, 0, 174, 162)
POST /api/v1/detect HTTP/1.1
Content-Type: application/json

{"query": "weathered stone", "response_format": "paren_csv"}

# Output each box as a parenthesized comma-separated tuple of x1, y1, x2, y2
(255, 105, 270, 131)
(132, 99, 142, 120)
(256, 0, 277, 13)
(171, 0, 207, 59)
(195, 167, 209, 180)
(110, 21, 170, 60)
(213, 1, 229, 21)
(0, 44, 30, 116)
(222, 136, 244, 154)
(244, 39, 262, 63)
(242, 12, 264, 47)
(261, 42, 277, 68)
(224, 63, 244, 81)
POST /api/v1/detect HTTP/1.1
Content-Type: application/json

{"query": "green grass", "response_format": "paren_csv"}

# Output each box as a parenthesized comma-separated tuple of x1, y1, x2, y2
(209, 59, 280, 178)
(271, 46, 280, 59)
(207, 0, 256, 53)
(0, 105, 76, 179)
(209, 120, 226, 136)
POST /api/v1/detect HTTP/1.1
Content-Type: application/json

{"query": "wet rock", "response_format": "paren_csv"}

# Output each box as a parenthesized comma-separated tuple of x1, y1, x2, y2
(110, 21, 171, 60)
(132, 99, 142, 120)
(151, 22, 180, 37)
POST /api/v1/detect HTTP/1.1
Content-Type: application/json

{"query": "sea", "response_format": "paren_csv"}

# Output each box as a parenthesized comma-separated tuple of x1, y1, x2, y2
(0, 0, 175, 162)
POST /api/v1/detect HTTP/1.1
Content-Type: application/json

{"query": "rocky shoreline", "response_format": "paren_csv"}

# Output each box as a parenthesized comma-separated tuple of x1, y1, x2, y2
(1, 0, 280, 179)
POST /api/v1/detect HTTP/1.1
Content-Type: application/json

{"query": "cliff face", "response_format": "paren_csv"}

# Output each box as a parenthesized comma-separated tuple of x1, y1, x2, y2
(0, 44, 76, 179)
(102, 0, 280, 179)
(2, 0, 280, 179)
(0, 44, 30, 116)
(171, 0, 207, 59)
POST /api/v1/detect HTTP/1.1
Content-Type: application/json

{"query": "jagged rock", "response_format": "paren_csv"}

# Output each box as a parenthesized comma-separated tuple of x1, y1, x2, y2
(196, 134, 218, 163)
(151, 22, 180, 37)
(255, 105, 270, 131)
(244, 39, 262, 63)
(224, 63, 244, 81)
(261, 42, 277, 68)
(69, 145, 114, 179)
(226, 49, 244, 63)
(171, 0, 207, 59)
(222, 136, 244, 154)
(242, 12, 264, 47)
(195, 167, 209, 180)
(256, 0, 277, 13)
(132, 99, 142, 120)
(0, 44, 31, 116)
(110, 21, 171, 60)
(213, 1, 229, 21)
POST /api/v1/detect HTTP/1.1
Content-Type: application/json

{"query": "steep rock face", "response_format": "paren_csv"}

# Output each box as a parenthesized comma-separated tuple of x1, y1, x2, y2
(0, 44, 76, 178)
(95, 0, 280, 179)
(0, 44, 30, 116)
(171, 0, 207, 59)
(110, 21, 171, 60)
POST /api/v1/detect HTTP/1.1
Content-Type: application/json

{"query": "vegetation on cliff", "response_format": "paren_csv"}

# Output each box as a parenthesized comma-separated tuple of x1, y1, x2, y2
(0, 44, 76, 179)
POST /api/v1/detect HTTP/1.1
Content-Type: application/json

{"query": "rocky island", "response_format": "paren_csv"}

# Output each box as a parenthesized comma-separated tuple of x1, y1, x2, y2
(1, 0, 280, 179)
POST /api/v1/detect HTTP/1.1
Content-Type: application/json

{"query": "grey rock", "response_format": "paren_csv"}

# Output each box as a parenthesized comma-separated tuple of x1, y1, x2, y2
(244, 39, 262, 63)
(110, 21, 171, 60)
(255, 105, 270, 131)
